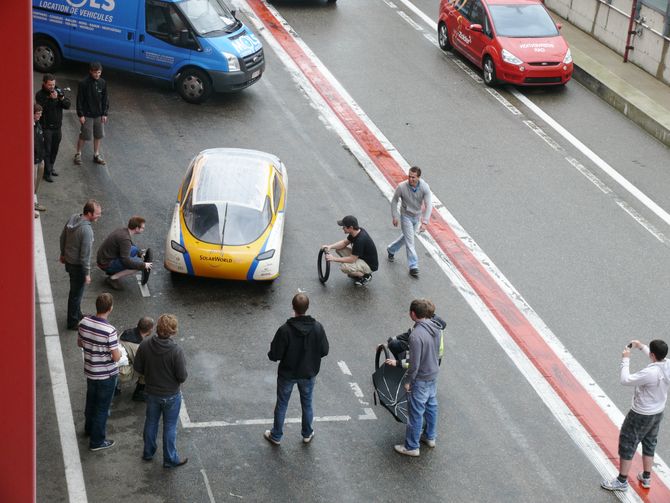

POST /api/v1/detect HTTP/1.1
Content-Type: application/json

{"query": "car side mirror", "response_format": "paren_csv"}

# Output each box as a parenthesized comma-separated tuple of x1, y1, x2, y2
(556, 22, 562, 30)
(469, 23, 483, 32)
(231, 8, 237, 17)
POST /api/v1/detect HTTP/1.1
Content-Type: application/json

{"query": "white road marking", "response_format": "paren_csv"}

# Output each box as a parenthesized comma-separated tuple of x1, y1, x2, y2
(34, 217, 88, 503)
(135, 273, 151, 297)
(200, 469, 216, 503)
(239, 1, 659, 498)
(337, 360, 352, 375)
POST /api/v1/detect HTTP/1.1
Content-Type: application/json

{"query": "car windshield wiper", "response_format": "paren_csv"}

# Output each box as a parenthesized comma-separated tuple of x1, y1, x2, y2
(220, 202, 228, 248)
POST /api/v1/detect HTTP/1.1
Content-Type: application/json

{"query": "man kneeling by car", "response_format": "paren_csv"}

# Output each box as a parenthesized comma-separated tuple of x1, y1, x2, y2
(97, 216, 153, 289)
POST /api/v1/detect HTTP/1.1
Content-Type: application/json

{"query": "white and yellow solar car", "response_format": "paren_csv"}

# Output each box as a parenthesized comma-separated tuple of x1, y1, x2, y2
(164, 148, 287, 281)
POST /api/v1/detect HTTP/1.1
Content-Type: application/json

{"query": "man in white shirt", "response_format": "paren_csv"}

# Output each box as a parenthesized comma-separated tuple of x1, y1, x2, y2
(601, 339, 670, 492)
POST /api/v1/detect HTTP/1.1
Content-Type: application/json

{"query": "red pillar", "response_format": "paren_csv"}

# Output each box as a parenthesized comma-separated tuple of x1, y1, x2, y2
(0, 1, 36, 502)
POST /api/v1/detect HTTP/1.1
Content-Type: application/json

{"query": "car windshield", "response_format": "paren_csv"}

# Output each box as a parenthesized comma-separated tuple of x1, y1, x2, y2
(182, 151, 273, 245)
(489, 4, 559, 38)
(184, 199, 272, 246)
(177, 0, 237, 35)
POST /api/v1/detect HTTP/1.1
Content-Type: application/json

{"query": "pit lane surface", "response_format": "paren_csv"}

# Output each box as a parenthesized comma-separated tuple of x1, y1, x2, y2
(35, 1, 670, 501)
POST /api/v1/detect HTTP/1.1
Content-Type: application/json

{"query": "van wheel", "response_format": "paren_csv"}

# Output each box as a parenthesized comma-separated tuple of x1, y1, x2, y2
(438, 22, 452, 52)
(34, 38, 61, 73)
(483, 56, 497, 87)
(177, 69, 212, 104)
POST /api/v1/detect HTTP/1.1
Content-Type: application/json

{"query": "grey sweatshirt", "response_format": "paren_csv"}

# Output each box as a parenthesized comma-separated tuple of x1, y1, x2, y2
(407, 318, 443, 384)
(134, 335, 188, 397)
(59, 214, 94, 275)
(391, 179, 432, 222)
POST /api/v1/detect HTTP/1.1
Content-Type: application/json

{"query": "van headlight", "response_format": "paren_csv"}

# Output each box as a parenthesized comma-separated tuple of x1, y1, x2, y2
(256, 249, 275, 261)
(563, 49, 572, 64)
(502, 49, 523, 66)
(222, 52, 240, 72)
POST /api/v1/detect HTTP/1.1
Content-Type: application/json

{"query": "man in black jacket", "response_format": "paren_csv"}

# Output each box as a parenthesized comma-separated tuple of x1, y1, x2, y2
(35, 73, 71, 181)
(264, 293, 329, 445)
(74, 62, 109, 166)
(33, 103, 45, 217)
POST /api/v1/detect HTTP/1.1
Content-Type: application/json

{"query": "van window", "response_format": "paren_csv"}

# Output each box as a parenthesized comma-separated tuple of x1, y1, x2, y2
(178, 0, 240, 36)
(146, 1, 198, 49)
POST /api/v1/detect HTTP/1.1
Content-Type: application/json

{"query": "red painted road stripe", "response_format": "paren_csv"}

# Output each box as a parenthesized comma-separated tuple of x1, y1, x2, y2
(246, 0, 669, 500)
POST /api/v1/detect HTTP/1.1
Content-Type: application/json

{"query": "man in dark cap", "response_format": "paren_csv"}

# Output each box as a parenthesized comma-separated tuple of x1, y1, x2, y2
(321, 215, 378, 286)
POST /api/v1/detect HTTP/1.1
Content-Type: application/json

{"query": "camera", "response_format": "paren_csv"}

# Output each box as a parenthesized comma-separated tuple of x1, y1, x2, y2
(55, 86, 70, 98)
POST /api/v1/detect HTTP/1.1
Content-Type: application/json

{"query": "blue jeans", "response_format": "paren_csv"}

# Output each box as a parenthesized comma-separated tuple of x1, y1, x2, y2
(143, 392, 182, 466)
(405, 379, 438, 450)
(65, 263, 86, 329)
(387, 214, 421, 269)
(85, 375, 118, 448)
(270, 376, 315, 441)
(104, 245, 142, 274)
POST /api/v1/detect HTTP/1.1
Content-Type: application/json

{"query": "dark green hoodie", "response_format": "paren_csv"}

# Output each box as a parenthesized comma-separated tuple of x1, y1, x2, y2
(134, 335, 187, 396)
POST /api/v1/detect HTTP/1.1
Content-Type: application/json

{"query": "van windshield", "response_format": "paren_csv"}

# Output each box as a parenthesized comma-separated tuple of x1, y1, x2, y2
(489, 4, 559, 38)
(178, 0, 240, 35)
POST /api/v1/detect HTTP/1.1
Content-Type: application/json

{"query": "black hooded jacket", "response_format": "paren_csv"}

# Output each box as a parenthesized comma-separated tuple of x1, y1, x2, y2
(268, 315, 329, 379)
(134, 335, 187, 396)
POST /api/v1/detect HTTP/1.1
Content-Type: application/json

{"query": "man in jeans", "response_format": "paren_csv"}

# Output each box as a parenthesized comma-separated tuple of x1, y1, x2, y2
(387, 166, 432, 278)
(78, 293, 120, 451)
(394, 299, 444, 457)
(264, 293, 329, 445)
(134, 314, 188, 468)
(601, 339, 670, 492)
(60, 200, 102, 330)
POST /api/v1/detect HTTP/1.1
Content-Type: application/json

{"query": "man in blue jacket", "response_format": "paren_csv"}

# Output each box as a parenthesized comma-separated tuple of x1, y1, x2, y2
(394, 298, 443, 457)
(265, 293, 329, 445)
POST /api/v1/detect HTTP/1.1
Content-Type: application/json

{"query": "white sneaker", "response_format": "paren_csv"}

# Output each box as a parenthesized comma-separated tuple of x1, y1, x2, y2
(420, 435, 436, 448)
(263, 430, 280, 445)
(637, 472, 651, 489)
(303, 432, 315, 444)
(601, 478, 628, 491)
(394, 445, 419, 457)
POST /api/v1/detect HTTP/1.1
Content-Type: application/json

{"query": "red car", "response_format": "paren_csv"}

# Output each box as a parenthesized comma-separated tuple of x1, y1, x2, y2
(438, 0, 573, 86)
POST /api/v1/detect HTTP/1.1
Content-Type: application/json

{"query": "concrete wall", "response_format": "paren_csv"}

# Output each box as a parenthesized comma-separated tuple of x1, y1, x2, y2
(544, 0, 670, 85)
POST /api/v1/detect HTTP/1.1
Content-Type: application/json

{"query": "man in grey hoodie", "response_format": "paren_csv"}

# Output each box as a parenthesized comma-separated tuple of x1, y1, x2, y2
(59, 199, 102, 330)
(394, 298, 443, 457)
(134, 313, 188, 468)
(264, 293, 329, 445)
(387, 166, 432, 278)
(601, 339, 670, 492)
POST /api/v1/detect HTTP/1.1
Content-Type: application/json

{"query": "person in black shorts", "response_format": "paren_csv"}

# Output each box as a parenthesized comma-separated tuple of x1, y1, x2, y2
(321, 215, 378, 287)
(601, 339, 670, 492)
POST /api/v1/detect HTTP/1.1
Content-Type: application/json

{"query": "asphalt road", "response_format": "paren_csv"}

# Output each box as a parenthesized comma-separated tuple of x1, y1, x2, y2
(35, 1, 670, 502)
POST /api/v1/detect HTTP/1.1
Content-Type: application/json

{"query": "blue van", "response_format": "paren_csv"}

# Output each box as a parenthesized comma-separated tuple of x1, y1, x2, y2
(33, 0, 265, 103)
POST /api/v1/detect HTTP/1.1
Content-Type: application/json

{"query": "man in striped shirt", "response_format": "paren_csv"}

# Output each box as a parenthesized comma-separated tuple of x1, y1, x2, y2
(77, 292, 121, 451)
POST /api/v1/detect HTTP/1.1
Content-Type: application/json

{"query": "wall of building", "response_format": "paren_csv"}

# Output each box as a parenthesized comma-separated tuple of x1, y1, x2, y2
(544, 0, 670, 85)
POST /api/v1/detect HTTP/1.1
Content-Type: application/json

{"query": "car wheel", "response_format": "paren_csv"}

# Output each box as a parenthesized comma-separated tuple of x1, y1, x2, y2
(483, 56, 497, 87)
(437, 22, 452, 52)
(177, 69, 212, 104)
(33, 38, 61, 73)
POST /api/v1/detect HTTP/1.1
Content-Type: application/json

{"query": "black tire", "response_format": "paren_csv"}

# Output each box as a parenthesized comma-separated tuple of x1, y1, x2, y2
(437, 22, 452, 52)
(483, 56, 497, 87)
(375, 344, 391, 370)
(177, 68, 213, 104)
(317, 248, 330, 284)
(33, 37, 62, 73)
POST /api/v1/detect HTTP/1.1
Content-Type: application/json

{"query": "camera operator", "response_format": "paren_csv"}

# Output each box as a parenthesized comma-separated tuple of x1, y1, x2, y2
(35, 73, 71, 182)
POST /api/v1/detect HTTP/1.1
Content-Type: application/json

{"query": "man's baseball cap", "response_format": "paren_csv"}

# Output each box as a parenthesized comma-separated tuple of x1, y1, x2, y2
(337, 215, 358, 228)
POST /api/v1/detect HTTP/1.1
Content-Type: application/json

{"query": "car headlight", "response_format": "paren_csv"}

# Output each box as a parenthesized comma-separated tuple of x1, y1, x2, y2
(563, 48, 572, 64)
(171, 240, 187, 254)
(256, 249, 275, 261)
(222, 52, 240, 72)
(502, 49, 523, 66)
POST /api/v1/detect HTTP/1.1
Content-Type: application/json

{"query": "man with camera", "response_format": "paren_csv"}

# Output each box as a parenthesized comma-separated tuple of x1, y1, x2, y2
(601, 339, 670, 492)
(35, 73, 71, 182)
